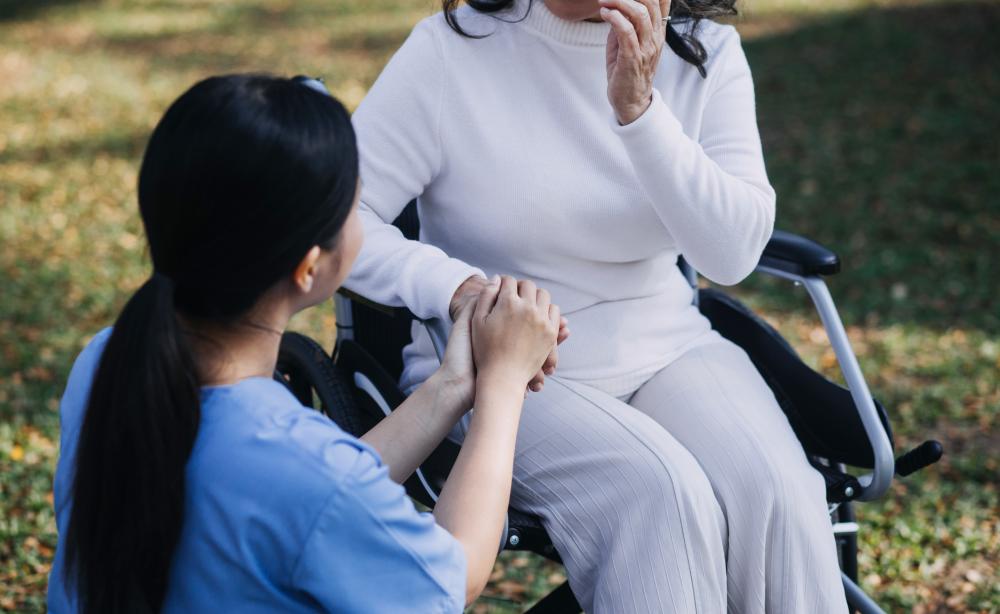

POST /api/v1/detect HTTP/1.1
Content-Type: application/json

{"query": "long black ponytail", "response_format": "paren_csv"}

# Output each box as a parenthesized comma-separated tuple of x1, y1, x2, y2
(63, 74, 358, 613)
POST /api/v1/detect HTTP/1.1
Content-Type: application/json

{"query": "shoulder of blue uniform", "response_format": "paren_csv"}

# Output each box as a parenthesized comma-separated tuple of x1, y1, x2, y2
(224, 377, 381, 474)
(76, 326, 114, 365)
(60, 326, 114, 414)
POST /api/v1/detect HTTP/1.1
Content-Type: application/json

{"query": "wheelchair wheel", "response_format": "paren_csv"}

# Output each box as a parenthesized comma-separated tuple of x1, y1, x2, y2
(275, 332, 366, 437)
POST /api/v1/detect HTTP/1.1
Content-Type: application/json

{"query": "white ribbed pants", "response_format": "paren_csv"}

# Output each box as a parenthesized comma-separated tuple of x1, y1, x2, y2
(507, 338, 848, 613)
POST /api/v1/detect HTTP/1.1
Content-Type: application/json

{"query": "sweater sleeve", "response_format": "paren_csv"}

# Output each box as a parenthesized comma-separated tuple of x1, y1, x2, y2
(344, 17, 485, 323)
(611, 26, 776, 286)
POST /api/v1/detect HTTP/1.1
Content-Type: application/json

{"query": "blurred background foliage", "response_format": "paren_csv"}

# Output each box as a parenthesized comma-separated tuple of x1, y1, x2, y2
(0, 0, 997, 611)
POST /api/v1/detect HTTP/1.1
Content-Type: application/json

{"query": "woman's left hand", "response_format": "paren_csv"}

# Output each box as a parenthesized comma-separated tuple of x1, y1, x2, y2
(599, 0, 671, 125)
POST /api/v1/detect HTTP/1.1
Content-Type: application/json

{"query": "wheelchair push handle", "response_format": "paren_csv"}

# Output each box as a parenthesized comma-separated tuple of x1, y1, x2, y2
(894, 440, 943, 477)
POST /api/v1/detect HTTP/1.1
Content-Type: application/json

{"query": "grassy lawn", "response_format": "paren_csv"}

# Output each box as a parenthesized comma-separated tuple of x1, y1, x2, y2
(1, 0, 997, 612)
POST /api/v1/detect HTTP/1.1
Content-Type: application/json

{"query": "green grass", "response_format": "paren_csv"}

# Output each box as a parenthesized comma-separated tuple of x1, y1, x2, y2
(1, 0, 997, 612)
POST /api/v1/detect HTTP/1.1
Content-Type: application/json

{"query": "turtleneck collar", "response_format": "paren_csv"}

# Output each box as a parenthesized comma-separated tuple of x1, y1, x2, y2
(516, 0, 611, 47)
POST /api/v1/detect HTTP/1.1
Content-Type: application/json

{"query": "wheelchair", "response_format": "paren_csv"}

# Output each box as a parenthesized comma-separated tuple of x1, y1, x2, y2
(275, 201, 943, 613)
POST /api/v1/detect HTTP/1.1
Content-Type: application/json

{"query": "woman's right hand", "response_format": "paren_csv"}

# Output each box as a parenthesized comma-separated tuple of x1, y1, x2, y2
(471, 275, 560, 393)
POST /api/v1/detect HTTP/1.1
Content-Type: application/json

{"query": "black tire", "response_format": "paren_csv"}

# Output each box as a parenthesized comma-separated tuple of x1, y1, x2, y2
(275, 332, 366, 437)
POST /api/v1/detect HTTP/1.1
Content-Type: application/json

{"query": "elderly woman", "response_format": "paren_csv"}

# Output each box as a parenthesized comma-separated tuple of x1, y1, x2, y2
(346, 0, 846, 611)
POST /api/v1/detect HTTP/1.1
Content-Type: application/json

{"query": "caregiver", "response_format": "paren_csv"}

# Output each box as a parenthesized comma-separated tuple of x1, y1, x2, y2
(345, 0, 846, 611)
(47, 74, 559, 613)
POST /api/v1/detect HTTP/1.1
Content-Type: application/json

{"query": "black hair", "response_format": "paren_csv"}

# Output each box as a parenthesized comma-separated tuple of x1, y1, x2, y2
(63, 74, 358, 613)
(443, 0, 740, 78)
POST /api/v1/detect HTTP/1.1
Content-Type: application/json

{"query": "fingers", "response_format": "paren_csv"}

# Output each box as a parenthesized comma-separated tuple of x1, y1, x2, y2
(454, 293, 477, 325)
(634, 0, 665, 41)
(541, 346, 558, 376)
(497, 274, 518, 304)
(600, 5, 640, 57)
(474, 275, 501, 321)
(640, 0, 662, 24)
(535, 287, 551, 319)
(548, 304, 562, 333)
(539, 303, 561, 379)
(621, 0, 656, 41)
(450, 274, 488, 321)
(557, 315, 570, 344)
(600, 0, 652, 49)
(528, 371, 545, 393)
(517, 279, 537, 303)
(548, 305, 563, 369)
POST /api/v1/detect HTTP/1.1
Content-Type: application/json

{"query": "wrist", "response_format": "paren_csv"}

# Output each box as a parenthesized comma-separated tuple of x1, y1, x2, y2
(616, 93, 653, 126)
(475, 368, 527, 398)
(427, 369, 474, 416)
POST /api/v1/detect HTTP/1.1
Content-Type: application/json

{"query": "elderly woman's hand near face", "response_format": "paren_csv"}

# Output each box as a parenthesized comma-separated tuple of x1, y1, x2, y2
(599, 0, 671, 125)
(451, 275, 570, 394)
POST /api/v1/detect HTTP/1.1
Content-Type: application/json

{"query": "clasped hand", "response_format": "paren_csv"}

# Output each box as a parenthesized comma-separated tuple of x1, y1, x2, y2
(444, 275, 569, 405)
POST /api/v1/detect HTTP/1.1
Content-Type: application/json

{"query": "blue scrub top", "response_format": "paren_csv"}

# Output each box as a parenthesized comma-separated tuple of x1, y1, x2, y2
(47, 328, 466, 613)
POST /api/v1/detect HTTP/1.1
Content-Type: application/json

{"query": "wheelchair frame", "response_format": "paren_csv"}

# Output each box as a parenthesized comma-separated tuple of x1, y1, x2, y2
(289, 220, 941, 614)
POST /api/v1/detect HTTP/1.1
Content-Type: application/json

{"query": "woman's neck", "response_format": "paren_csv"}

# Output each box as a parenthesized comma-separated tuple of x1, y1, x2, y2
(182, 307, 289, 387)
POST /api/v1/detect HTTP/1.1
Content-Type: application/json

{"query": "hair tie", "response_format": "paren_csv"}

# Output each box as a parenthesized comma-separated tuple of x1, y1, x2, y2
(292, 75, 332, 97)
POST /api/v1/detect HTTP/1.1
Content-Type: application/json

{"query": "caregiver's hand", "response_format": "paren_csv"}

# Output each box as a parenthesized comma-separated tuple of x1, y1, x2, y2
(436, 298, 478, 410)
(451, 275, 570, 393)
(472, 275, 560, 392)
(435, 275, 559, 605)
(599, 0, 671, 125)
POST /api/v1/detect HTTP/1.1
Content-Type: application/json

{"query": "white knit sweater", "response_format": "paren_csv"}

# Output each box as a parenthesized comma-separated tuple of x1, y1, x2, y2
(344, 0, 776, 396)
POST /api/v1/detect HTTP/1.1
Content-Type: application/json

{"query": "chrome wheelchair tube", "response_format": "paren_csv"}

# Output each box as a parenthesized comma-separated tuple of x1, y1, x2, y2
(334, 293, 354, 345)
(842, 573, 887, 614)
(678, 256, 699, 306)
(755, 265, 895, 501)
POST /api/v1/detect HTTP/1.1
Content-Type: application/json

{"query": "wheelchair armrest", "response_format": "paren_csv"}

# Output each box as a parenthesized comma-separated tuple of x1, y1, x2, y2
(337, 287, 408, 317)
(759, 230, 841, 277)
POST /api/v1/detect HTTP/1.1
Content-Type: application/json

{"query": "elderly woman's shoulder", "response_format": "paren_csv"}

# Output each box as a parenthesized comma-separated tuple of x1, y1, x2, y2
(678, 18, 749, 78)
(687, 18, 743, 55)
